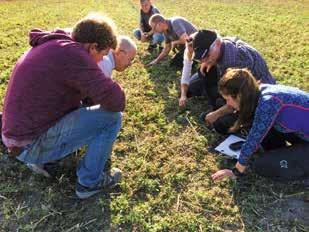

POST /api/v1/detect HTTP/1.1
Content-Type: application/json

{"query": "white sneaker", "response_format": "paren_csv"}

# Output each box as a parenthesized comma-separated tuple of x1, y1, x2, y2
(26, 163, 51, 178)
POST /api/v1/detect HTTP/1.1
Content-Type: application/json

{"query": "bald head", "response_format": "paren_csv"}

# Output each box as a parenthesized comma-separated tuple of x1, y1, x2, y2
(117, 36, 137, 53)
(113, 36, 137, 72)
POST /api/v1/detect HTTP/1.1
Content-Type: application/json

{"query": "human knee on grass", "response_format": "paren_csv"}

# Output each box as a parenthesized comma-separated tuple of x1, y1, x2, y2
(211, 68, 309, 182)
(2, 12, 125, 199)
(133, 0, 163, 46)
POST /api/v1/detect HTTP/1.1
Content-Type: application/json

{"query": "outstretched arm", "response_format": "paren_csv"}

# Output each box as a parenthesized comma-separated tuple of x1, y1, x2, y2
(212, 95, 282, 181)
(147, 42, 172, 66)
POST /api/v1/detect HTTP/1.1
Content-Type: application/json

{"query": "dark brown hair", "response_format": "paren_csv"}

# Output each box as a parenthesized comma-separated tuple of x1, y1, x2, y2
(72, 13, 117, 50)
(219, 68, 260, 132)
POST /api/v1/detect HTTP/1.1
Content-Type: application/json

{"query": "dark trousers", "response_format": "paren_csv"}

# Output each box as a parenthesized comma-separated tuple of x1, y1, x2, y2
(252, 138, 309, 181)
(170, 45, 185, 68)
(212, 111, 306, 153)
(187, 66, 220, 107)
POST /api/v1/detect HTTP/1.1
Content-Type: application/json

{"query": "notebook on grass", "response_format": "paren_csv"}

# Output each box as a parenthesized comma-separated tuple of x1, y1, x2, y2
(214, 134, 246, 159)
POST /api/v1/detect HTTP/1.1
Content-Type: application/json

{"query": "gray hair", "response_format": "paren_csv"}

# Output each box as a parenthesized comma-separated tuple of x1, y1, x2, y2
(117, 36, 137, 52)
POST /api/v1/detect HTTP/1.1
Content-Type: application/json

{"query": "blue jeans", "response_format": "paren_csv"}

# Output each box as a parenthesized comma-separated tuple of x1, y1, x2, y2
(17, 105, 122, 188)
(133, 28, 164, 45)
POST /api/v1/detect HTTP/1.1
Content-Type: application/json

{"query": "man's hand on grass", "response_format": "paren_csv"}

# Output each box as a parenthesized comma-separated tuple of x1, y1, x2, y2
(179, 95, 188, 107)
(147, 59, 158, 67)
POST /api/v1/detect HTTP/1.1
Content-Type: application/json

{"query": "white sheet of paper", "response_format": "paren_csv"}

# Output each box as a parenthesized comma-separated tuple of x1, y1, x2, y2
(214, 134, 246, 159)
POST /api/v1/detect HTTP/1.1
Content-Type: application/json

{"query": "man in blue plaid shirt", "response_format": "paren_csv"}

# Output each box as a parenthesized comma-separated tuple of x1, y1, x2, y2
(184, 30, 276, 134)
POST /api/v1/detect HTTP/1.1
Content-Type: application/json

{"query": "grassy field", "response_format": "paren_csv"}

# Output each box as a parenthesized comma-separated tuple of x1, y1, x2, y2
(0, 0, 308, 231)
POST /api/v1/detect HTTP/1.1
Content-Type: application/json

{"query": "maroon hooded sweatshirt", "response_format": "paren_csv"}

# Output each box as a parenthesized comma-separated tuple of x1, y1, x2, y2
(2, 29, 125, 144)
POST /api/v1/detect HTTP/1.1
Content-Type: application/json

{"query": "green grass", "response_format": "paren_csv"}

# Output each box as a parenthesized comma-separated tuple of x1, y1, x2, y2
(0, 0, 308, 231)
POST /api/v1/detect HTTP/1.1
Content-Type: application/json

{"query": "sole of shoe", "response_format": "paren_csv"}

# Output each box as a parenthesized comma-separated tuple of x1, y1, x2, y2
(75, 188, 102, 199)
(26, 164, 51, 178)
(76, 168, 122, 199)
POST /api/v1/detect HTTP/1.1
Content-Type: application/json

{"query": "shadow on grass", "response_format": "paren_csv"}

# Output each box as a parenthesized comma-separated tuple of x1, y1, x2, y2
(0, 152, 114, 231)
(141, 49, 212, 132)
(214, 156, 309, 231)
(141, 53, 309, 231)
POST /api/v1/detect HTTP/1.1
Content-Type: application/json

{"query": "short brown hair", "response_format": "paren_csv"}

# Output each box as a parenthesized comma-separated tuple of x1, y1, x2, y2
(72, 13, 117, 50)
(219, 68, 260, 132)
(149, 14, 165, 25)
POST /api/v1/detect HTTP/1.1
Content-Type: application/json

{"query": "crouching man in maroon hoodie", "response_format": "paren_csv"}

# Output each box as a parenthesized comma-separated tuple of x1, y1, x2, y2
(2, 13, 125, 199)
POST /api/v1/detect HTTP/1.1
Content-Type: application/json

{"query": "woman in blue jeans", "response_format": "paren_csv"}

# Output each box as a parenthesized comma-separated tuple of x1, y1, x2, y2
(211, 68, 309, 182)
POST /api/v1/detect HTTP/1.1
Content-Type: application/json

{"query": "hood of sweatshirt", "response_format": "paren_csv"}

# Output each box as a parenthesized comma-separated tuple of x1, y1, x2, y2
(29, 29, 72, 47)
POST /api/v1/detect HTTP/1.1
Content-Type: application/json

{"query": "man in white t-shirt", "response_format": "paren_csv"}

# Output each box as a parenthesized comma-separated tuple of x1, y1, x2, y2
(98, 36, 137, 78)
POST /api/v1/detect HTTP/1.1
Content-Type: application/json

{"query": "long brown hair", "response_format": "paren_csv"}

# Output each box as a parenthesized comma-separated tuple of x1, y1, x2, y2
(219, 68, 260, 132)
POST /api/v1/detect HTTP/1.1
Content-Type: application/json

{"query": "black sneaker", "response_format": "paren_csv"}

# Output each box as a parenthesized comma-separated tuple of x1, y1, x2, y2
(75, 168, 122, 199)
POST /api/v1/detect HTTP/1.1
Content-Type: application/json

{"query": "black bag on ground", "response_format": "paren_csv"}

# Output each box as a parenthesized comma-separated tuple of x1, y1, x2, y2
(252, 143, 309, 181)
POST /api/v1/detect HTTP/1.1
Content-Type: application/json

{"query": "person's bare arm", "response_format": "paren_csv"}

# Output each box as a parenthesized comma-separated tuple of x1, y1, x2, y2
(172, 33, 189, 46)
(204, 104, 234, 124)
(179, 84, 189, 107)
(147, 42, 172, 66)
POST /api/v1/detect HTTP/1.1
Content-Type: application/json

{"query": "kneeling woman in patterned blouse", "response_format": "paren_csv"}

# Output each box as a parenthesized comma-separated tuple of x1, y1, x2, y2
(211, 68, 309, 182)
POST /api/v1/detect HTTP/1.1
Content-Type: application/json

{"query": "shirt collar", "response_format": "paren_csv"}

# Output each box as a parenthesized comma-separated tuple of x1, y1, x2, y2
(216, 40, 225, 65)
(108, 50, 115, 70)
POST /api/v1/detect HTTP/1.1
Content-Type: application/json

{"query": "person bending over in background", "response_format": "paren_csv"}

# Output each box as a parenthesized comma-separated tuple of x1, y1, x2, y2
(82, 36, 136, 107)
(183, 30, 275, 134)
(147, 14, 197, 68)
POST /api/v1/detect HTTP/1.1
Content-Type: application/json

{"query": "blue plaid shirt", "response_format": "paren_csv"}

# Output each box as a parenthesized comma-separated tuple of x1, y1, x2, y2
(217, 37, 276, 84)
(238, 84, 309, 166)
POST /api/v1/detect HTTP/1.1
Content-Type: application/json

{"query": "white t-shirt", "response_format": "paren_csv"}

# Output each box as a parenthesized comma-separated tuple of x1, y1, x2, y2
(98, 50, 115, 78)
(181, 58, 193, 85)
